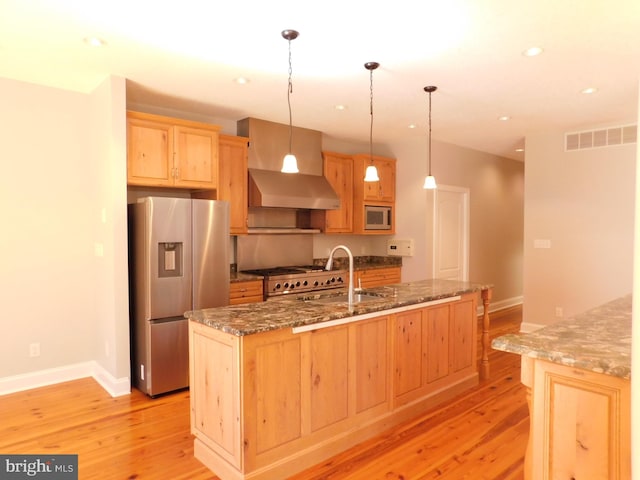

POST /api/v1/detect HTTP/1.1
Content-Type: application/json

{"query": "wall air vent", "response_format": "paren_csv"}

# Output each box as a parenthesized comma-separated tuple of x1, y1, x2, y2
(565, 124, 637, 151)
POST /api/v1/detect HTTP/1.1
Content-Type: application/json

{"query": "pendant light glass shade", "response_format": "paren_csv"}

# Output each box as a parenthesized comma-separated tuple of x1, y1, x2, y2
(423, 85, 438, 189)
(281, 29, 299, 173)
(423, 175, 437, 189)
(281, 154, 299, 173)
(364, 164, 380, 182)
(364, 62, 380, 182)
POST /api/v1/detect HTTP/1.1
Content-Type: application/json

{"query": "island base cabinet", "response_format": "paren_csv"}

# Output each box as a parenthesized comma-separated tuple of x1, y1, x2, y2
(522, 357, 631, 480)
(189, 324, 242, 471)
(189, 295, 481, 480)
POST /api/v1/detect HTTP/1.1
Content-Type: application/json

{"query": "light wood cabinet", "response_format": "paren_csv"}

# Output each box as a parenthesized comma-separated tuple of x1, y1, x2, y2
(521, 357, 630, 480)
(352, 154, 396, 234)
(353, 154, 396, 203)
(354, 266, 401, 288)
(218, 135, 249, 234)
(393, 295, 477, 407)
(310, 151, 354, 233)
(229, 280, 263, 305)
(127, 111, 220, 189)
(189, 293, 479, 479)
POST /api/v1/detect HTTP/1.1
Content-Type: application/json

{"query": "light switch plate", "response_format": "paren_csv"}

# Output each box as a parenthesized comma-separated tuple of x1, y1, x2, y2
(534, 239, 551, 249)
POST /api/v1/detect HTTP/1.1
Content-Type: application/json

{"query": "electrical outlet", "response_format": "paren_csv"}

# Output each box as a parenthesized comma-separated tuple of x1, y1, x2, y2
(29, 343, 40, 357)
(555, 307, 564, 317)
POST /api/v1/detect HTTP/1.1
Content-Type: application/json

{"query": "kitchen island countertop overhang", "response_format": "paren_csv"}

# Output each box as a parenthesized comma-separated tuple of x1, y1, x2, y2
(185, 278, 493, 336)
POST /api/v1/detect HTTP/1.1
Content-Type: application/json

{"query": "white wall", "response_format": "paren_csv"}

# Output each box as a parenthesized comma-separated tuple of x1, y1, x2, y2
(391, 136, 525, 308)
(0, 76, 129, 395)
(523, 131, 636, 328)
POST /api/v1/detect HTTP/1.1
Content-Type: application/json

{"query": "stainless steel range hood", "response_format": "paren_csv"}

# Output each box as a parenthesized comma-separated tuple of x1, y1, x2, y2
(248, 168, 340, 210)
(238, 117, 340, 210)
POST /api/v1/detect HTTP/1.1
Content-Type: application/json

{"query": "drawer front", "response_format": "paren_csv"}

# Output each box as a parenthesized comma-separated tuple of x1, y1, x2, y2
(230, 280, 264, 304)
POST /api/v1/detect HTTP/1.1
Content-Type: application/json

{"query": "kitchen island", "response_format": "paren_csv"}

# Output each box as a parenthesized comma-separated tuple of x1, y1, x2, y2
(492, 294, 631, 480)
(187, 279, 492, 480)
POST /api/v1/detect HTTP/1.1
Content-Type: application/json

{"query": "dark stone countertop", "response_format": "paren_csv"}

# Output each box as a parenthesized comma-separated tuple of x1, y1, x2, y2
(187, 278, 491, 336)
(492, 294, 632, 379)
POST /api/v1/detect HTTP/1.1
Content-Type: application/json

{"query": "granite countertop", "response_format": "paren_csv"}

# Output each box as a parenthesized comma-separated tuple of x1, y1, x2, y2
(230, 271, 263, 282)
(187, 279, 492, 336)
(492, 294, 632, 379)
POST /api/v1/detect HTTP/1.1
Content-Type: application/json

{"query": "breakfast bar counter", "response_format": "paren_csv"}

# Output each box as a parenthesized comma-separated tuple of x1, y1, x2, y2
(186, 279, 492, 480)
(492, 294, 631, 479)
(187, 278, 492, 335)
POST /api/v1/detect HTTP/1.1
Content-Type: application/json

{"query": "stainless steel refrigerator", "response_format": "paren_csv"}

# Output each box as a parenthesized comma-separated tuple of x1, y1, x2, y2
(128, 196, 229, 397)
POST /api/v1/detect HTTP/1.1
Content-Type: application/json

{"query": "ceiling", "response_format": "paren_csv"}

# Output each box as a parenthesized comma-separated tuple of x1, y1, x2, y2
(1, 0, 639, 160)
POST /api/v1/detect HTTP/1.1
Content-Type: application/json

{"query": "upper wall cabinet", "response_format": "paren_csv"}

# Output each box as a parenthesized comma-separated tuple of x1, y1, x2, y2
(218, 134, 249, 235)
(127, 111, 220, 190)
(310, 151, 354, 234)
(353, 154, 396, 203)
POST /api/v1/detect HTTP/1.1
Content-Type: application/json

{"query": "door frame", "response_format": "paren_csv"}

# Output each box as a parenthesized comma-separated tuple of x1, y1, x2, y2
(432, 184, 470, 281)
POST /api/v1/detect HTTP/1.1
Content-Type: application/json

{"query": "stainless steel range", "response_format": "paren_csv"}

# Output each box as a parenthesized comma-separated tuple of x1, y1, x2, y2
(241, 265, 347, 299)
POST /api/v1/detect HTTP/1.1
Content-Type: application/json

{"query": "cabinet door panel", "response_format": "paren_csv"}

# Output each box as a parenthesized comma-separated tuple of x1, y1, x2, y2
(532, 361, 631, 480)
(127, 120, 172, 185)
(309, 328, 349, 432)
(354, 318, 388, 413)
(174, 126, 218, 187)
(324, 153, 353, 232)
(426, 305, 449, 383)
(218, 135, 248, 234)
(255, 338, 302, 453)
(450, 300, 475, 373)
(394, 310, 423, 396)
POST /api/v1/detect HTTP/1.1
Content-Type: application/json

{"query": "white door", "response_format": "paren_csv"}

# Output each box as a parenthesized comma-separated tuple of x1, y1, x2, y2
(433, 186, 469, 281)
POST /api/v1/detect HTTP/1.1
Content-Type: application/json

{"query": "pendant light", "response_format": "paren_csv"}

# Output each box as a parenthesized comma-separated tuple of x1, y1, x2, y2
(281, 29, 299, 173)
(423, 85, 438, 189)
(363, 62, 380, 182)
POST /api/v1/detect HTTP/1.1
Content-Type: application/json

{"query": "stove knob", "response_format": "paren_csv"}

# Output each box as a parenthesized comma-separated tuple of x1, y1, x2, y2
(329, 277, 335, 283)
(303, 280, 308, 286)
(336, 276, 344, 283)
(314, 280, 319, 287)
(296, 281, 301, 287)
(283, 282, 290, 289)
(275, 283, 282, 290)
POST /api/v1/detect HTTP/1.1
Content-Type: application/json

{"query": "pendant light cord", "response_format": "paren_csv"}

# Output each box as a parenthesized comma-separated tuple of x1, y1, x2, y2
(369, 67, 374, 164)
(287, 37, 294, 154)
(428, 90, 432, 176)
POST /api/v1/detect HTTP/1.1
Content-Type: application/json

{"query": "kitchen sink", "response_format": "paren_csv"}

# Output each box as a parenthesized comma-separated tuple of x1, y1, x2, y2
(301, 291, 386, 305)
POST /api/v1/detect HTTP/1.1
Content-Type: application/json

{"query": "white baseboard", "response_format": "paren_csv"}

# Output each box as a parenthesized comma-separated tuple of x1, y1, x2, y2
(476, 295, 523, 316)
(0, 362, 130, 398)
(519, 322, 544, 333)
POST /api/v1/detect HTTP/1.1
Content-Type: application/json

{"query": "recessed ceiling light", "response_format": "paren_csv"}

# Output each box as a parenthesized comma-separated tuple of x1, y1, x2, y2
(515, 148, 524, 152)
(522, 46, 543, 57)
(408, 124, 417, 129)
(233, 77, 249, 85)
(581, 87, 598, 94)
(335, 104, 347, 111)
(498, 115, 511, 121)
(83, 37, 106, 47)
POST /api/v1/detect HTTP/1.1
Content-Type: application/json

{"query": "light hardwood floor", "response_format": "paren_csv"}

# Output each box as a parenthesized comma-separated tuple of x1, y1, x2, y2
(0, 307, 526, 479)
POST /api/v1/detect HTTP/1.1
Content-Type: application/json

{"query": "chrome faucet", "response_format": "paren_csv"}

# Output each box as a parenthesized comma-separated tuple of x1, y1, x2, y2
(326, 245, 354, 308)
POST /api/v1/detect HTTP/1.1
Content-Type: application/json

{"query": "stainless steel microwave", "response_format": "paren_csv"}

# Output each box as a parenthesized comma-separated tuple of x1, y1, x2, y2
(364, 205, 392, 230)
